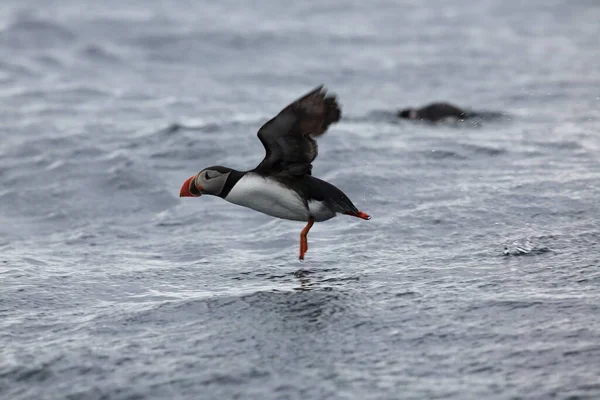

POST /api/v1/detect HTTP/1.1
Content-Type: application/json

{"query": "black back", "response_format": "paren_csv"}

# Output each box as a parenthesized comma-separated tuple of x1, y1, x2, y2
(419, 103, 469, 120)
(274, 174, 359, 214)
(399, 102, 470, 121)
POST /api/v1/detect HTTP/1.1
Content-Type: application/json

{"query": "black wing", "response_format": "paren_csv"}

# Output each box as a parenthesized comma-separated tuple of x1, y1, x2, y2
(253, 85, 341, 176)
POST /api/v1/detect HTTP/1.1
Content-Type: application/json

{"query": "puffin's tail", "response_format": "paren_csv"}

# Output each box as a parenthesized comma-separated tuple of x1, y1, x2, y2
(344, 211, 371, 220)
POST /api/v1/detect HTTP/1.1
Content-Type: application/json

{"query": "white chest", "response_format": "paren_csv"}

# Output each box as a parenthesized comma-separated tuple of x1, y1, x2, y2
(225, 174, 310, 221)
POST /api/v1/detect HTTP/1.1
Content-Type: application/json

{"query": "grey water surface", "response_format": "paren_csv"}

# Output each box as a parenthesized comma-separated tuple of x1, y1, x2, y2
(1, 0, 600, 399)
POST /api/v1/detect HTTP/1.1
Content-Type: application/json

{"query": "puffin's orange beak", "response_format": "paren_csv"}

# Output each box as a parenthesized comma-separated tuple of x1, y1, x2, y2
(179, 175, 202, 197)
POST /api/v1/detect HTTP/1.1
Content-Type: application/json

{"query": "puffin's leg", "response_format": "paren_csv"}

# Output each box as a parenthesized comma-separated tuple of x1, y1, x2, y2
(299, 218, 315, 261)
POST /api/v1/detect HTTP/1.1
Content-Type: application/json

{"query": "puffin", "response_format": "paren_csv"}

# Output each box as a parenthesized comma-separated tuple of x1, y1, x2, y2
(398, 102, 472, 122)
(179, 86, 371, 260)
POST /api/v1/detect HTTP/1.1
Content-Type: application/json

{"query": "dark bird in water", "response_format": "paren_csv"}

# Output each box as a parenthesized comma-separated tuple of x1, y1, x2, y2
(179, 86, 371, 260)
(398, 102, 473, 122)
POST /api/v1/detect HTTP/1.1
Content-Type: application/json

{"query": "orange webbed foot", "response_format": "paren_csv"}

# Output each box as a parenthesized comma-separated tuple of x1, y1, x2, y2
(343, 210, 371, 220)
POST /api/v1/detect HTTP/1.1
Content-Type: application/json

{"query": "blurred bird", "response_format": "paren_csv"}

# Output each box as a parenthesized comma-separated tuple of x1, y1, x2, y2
(398, 102, 472, 122)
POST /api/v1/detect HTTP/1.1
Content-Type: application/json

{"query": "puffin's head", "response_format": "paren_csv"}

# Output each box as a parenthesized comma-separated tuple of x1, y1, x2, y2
(179, 166, 232, 198)
(398, 108, 418, 119)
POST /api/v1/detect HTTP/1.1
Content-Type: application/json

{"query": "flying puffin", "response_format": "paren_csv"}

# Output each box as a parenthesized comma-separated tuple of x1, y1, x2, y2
(179, 85, 371, 260)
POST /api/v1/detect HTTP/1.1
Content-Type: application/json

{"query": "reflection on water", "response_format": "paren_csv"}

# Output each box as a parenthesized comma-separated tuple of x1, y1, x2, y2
(294, 268, 314, 291)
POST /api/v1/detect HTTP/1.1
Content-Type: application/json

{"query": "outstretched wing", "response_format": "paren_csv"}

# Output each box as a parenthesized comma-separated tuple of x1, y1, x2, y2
(254, 85, 341, 176)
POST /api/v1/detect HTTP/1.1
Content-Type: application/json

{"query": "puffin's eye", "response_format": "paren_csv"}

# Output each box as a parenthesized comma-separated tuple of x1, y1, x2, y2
(204, 171, 212, 180)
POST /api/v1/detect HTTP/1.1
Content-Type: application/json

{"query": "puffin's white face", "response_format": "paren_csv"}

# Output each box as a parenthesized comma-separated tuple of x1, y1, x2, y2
(399, 108, 418, 119)
(179, 167, 232, 197)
